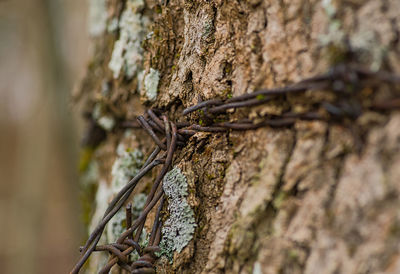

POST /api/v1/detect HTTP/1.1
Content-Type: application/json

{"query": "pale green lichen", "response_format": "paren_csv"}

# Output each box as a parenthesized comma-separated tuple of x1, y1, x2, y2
(252, 262, 262, 274)
(97, 116, 115, 131)
(132, 193, 147, 216)
(88, 0, 107, 37)
(106, 193, 148, 244)
(87, 181, 113, 272)
(319, 0, 345, 47)
(89, 185, 148, 271)
(202, 18, 214, 40)
(106, 145, 147, 255)
(129, 193, 149, 261)
(322, 0, 336, 18)
(101, 80, 110, 96)
(107, 17, 119, 33)
(159, 167, 196, 261)
(319, 20, 345, 46)
(89, 182, 110, 237)
(143, 68, 160, 101)
(319, 0, 386, 70)
(92, 103, 115, 131)
(350, 30, 385, 71)
(137, 70, 145, 92)
(92, 103, 102, 120)
(80, 160, 99, 186)
(108, 0, 150, 79)
(347, 2, 390, 71)
(111, 144, 143, 193)
(106, 208, 128, 243)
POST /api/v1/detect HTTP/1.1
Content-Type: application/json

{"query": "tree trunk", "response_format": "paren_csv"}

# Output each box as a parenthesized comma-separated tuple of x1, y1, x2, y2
(77, 0, 400, 273)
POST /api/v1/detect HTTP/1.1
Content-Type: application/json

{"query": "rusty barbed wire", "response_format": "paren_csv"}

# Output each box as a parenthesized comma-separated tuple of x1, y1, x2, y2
(72, 64, 400, 274)
(180, 64, 400, 132)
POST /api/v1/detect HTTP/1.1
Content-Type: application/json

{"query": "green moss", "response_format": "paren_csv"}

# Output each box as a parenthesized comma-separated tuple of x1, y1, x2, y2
(319, 1, 347, 64)
(220, 87, 232, 98)
(79, 160, 100, 227)
(80, 181, 98, 227)
(154, 5, 162, 14)
(224, 63, 232, 74)
(272, 191, 287, 209)
(256, 94, 266, 101)
(325, 43, 349, 66)
(389, 221, 400, 237)
(227, 222, 256, 262)
(79, 147, 94, 172)
(288, 249, 299, 260)
(213, 117, 227, 123)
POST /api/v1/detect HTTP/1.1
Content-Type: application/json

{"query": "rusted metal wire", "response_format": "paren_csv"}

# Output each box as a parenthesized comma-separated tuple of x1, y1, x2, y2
(147, 109, 165, 129)
(371, 98, 400, 110)
(71, 155, 164, 274)
(121, 120, 142, 129)
(126, 203, 133, 240)
(72, 65, 400, 274)
(137, 116, 167, 151)
(94, 121, 177, 274)
(208, 97, 272, 114)
(182, 99, 224, 115)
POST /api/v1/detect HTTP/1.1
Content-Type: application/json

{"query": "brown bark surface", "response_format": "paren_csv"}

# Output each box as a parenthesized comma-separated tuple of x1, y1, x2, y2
(78, 0, 400, 273)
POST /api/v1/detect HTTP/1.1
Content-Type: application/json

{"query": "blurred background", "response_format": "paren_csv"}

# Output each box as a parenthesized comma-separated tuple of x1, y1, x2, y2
(0, 0, 89, 273)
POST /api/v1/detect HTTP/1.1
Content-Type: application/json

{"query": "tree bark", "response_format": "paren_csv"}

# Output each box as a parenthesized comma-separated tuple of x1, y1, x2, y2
(77, 0, 400, 273)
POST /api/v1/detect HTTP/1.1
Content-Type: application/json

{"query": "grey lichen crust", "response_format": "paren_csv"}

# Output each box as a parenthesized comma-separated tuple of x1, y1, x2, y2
(87, 140, 146, 271)
(111, 145, 143, 193)
(143, 68, 160, 101)
(107, 147, 147, 257)
(107, 193, 149, 258)
(88, 0, 107, 37)
(159, 167, 196, 261)
(108, 0, 150, 79)
(92, 102, 115, 131)
(107, 145, 145, 247)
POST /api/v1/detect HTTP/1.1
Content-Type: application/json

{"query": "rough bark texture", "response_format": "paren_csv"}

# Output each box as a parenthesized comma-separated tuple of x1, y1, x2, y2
(77, 0, 400, 273)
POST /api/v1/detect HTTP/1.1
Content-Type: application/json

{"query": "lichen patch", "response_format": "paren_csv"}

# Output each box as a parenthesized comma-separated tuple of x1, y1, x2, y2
(143, 68, 160, 101)
(88, 0, 107, 37)
(111, 145, 143, 193)
(159, 167, 196, 262)
(108, 0, 150, 79)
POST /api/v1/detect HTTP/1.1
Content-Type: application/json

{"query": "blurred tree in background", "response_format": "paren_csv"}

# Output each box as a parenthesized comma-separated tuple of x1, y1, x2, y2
(0, 0, 88, 273)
